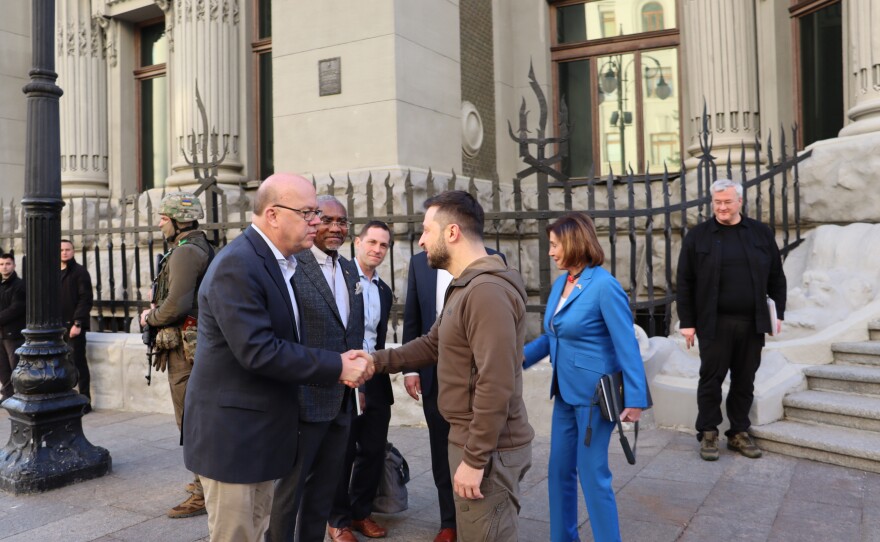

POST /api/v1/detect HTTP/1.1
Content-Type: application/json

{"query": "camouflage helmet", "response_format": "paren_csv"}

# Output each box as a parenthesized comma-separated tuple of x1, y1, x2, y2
(159, 192, 204, 222)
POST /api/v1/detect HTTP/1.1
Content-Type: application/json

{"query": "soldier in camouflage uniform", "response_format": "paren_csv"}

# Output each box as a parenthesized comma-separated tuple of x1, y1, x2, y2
(140, 192, 214, 519)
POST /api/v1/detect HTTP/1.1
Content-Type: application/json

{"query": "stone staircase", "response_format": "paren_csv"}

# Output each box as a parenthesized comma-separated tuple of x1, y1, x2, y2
(751, 319, 880, 473)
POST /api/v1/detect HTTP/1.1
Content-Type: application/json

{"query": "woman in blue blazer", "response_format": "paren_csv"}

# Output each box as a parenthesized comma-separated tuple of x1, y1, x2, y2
(524, 212, 649, 542)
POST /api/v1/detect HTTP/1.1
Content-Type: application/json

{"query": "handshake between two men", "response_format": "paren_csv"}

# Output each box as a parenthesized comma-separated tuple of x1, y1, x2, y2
(339, 350, 376, 388)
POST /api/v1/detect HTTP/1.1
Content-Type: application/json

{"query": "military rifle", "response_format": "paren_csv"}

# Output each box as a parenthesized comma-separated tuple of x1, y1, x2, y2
(141, 321, 156, 386)
(142, 254, 162, 385)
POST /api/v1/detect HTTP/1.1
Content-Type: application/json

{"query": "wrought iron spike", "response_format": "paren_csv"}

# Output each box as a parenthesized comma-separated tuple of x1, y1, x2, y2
(384, 173, 394, 215)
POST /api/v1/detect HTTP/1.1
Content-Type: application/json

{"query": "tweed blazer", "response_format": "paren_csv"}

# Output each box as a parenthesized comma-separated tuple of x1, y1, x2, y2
(293, 249, 365, 422)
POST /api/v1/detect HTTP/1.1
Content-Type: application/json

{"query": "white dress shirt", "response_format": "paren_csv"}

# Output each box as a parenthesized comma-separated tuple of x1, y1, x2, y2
(404, 267, 454, 379)
(252, 224, 300, 338)
(310, 245, 350, 326)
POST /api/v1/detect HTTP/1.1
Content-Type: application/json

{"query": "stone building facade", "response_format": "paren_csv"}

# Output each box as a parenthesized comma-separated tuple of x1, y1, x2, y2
(1, 0, 873, 227)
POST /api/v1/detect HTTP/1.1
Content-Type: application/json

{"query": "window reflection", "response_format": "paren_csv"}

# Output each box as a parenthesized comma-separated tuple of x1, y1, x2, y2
(557, 0, 676, 44)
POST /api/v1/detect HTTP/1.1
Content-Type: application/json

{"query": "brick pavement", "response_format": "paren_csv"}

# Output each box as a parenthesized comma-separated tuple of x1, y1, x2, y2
(1, 409, 879, 541)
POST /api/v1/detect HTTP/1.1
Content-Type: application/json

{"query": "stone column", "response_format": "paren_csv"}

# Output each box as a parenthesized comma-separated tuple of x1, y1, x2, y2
(682, 0, 760, 163)
(56, 0, 110, 197)
(163, 0, 245, 188)
(838, 0, 880, 136)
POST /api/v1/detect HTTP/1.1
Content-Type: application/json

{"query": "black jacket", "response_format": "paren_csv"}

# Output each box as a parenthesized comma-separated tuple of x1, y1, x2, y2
(676, 216, 787, 341)
(0, 272, 25, 340)
(61, 259, 93, 331)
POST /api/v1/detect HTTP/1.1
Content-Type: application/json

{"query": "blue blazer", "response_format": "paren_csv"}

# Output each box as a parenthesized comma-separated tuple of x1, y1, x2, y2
(524, 266, 649, 409)
(183, 226, 343, 484)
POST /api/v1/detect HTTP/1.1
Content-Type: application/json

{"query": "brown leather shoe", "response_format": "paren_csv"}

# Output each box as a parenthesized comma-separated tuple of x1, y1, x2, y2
(433, 528, 457, 542)
(167, 493, 207, 518)
(327, 525, 358, 542)
(351, 516, 387, 538)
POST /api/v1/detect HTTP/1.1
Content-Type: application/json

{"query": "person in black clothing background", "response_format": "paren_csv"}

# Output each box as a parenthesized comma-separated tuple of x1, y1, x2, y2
(0, 253, 25, 403)
(61, 239, 94, 412)
(677, 179, 787, 462)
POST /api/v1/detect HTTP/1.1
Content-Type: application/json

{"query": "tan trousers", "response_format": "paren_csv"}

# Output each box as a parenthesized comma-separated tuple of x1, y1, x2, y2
(201, 476, 274, 542)
(447, 443, 532, 542)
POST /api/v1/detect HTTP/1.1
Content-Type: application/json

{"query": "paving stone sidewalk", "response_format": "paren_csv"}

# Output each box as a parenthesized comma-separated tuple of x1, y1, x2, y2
(1, 409, 879, 541)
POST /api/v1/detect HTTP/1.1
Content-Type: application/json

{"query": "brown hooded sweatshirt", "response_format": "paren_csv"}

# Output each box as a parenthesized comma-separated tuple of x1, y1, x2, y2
(373, 254, 534, 469)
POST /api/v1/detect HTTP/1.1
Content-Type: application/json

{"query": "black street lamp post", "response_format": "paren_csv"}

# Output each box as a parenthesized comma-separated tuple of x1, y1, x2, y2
(0, 0, 111, 494)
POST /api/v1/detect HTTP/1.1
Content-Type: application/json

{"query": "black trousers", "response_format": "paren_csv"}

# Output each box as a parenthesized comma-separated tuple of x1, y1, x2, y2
(0, 338, 24, 399)
(68, 333, 91, 401)
(696, 315, 764, 438)
(266, 399, 352, 542)
(328, 394, 392, 527)
(423, 375, 456, 529)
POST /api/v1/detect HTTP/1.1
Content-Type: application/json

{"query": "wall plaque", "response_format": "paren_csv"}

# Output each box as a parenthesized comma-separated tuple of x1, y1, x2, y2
(319, 57, 341, 96)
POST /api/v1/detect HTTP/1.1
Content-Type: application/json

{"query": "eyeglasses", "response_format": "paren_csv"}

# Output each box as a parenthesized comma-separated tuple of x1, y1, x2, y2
(319, 217, 352, 228)
(272, 204, 323, 221)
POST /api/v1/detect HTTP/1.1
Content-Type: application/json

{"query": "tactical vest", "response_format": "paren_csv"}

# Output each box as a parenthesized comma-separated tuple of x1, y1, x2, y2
(154, 231, 214, 326)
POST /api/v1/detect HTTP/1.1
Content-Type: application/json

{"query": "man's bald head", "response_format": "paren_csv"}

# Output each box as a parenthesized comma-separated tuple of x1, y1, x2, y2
(253, 173, 314, 215)
(252, 173, 321, 257)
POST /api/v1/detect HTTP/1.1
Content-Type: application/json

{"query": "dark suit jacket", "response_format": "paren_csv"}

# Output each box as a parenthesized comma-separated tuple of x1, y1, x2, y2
(0, 272, 25, 340)
(60, 259, 93, 330)
(402, 248, 505, 397)
(294, 249, 365, 422)
(364, 276, 394, 406)
(183, 226, 342, 484)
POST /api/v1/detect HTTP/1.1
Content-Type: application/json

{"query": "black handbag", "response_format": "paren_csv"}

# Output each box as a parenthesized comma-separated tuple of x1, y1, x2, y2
(586, 371, 653, 465)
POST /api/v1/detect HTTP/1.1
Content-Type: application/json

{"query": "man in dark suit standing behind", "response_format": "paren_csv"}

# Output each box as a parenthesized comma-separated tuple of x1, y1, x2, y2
(60, 239, 94, 412)
(267, 196, 365, 542)
(183, 174, 372, 542)
(328, 221, 394, 541)
(402, 246, 504, 542)
(0, 253, 25, 404)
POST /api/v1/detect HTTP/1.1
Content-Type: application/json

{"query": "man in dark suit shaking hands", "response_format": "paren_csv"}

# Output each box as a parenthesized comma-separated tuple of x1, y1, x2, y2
(183, 174, 372, 542)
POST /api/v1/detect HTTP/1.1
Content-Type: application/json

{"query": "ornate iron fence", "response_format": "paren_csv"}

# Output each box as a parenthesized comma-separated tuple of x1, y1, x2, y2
(0, 76, 810, 339)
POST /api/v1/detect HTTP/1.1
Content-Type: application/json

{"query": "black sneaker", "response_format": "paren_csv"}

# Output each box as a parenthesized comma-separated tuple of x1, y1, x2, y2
(700, 430, 720, 461)
(727, 432, 762, 458)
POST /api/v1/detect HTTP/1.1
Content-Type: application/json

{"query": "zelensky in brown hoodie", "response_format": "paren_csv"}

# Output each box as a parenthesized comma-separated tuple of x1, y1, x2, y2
(369, 190, 534, 542)
(372, 254, 535, 466)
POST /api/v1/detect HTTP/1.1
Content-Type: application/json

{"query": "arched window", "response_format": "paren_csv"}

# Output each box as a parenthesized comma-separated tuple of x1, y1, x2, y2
(642, 2, 664, 32)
